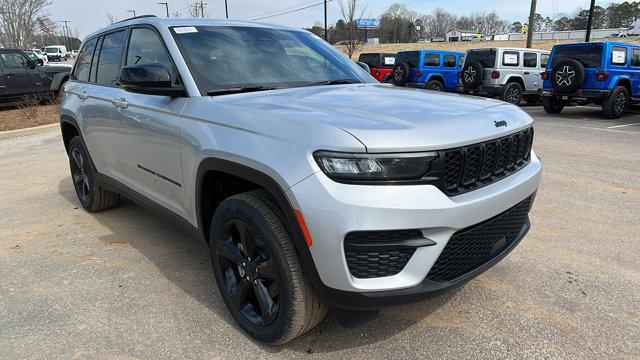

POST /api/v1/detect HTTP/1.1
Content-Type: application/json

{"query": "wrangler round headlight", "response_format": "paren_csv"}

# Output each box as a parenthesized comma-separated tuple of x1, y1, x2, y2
(313, 151, 438, 182)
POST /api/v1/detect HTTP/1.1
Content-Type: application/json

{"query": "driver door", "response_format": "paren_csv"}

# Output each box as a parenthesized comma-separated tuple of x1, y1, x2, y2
(0, 51, 38, 98)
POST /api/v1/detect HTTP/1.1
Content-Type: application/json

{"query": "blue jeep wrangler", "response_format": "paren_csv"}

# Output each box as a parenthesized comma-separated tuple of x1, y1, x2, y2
(542, 41, 640, 118)
(391, 50, 465, 91)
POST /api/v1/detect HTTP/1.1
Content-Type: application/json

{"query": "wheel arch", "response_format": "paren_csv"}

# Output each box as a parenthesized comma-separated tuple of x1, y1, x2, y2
(195, 157, 323, 291)
(50, 71, 71, 92)
(426, 74, 445, 85)
(504, 75, 525, 88)
(614, 77, 632, 94)
(60, 114, 80, 154)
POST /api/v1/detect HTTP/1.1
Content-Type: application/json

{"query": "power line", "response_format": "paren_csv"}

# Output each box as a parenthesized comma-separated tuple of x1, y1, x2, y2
(242, 0, 321, 20)
(251, 0, 332, 21)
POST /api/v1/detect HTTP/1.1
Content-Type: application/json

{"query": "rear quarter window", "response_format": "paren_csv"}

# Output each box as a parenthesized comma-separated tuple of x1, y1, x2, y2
(502, 51, 520, 67)
(358, 53, 379, 68)
(611, 47, 627, 66)
(465, 49, 496, 68)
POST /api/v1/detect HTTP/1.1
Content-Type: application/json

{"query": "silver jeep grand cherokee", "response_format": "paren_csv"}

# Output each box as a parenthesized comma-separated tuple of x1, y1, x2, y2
(60, 17, 541, 344)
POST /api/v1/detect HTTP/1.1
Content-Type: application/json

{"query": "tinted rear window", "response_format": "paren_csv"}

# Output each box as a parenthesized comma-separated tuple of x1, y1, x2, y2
(465, 49, 496, 68)
(396, 51, 420, 68)
(551, 44, 603, 68)
(358, 53, 379, 68)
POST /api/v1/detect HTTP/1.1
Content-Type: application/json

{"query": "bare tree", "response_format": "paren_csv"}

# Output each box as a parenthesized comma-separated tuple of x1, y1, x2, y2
(0, 0, 50, 48)
(106, 12, 118, 25)
(337, 0, 367, 58)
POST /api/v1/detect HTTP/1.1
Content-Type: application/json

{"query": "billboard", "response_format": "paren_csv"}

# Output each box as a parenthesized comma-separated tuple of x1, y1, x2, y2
(355, 19, 381, 30)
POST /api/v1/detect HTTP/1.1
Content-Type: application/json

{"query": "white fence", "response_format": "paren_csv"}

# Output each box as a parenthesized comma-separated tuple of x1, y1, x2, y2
(490, 28, 626, 41)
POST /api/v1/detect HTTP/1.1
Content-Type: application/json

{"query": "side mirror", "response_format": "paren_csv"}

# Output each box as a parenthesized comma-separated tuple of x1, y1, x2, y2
(119, 64, 186, 97)
(356, 61, 370, 73)
(23, 60, 37, 69)
(37, 59, 44, 66)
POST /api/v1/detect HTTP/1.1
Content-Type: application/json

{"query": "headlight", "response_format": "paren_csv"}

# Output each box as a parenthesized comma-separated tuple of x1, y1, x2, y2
(313, 151, 438, 182)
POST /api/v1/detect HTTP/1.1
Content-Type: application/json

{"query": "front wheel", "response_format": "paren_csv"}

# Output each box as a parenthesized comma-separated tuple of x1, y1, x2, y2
(602, 86, 629, 119)
(210, 191, 326, 344)
(500, 82, 523, 105)
(543, 96, 565, 114)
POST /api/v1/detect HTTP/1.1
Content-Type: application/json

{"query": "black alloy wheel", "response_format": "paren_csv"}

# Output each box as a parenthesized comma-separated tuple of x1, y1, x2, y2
(215, 219, 281, 327)
(70, 146, 90, 206)
(425, 80, 444, 91)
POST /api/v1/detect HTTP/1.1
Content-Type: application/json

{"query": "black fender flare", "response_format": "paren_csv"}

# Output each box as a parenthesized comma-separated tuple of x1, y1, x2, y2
(195, 158, 327, 296)
(50, 71, 70, 91)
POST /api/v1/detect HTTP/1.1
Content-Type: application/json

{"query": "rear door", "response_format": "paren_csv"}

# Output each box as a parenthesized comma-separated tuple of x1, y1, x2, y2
(630, 48, 640, 97)
(442, 54, 459, 89)
(81, 30, 128, 179)
(109, 26, 187, 216)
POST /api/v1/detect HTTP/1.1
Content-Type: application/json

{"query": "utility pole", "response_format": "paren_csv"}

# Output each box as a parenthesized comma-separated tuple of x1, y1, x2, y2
(526, 0, 537, 48)
(127, 9, 137, 18)
(585, 0, 596, 42)
(158, 2, 169, 18)
(324, 0, 328, 41)
(61, 20, 71, 50)
(198, 1, 207, 18)
(225, 0, 228, 19)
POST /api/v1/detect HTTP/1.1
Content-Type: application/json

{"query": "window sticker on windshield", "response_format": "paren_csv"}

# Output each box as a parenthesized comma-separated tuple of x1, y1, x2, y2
(612, 50, 626, 65)
(503, 53, 518, 65)
(384, 57, 395, 65)
(174, 26, 198, 34)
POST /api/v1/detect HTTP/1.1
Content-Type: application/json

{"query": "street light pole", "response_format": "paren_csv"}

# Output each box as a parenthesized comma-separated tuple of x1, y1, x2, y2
(585, 0, 596, 42)
(225, 0, 229, 19)
(61, 20, 71, 50)
(158, 2, 169, 18)
(526, 0, 537, 48)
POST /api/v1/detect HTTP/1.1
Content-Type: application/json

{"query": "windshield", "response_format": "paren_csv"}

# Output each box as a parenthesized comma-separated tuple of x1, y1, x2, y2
(45, 47, 61, 53)
(465, 49, 496, 68)
(171, 26, 372, 94)
(551, 44, 603, 68)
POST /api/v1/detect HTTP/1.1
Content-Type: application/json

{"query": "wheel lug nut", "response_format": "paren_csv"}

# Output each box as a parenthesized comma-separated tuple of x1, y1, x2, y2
(254, 280, 258, 285)
(246, 276, 250, 281)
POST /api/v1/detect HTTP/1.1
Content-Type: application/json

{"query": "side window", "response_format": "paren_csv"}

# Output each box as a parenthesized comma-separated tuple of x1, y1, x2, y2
(631, 49, 640, 67)
(523, 52, 537, 68)
(0, 52, 30, 69)
(541, 54, 549, 68)
(611, 47, 627, 66)
(502, 51, 520, 67)
(444, 55, 457, 68)
(73, 38, 97, 82)
(424, 54, 440, 67)
(126, 28, 173, 71)
(95, 30, 126, 86)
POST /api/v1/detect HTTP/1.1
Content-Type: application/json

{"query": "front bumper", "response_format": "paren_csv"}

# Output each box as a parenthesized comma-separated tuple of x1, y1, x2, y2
(287, 151, 542, 308)
(541, 88, 610, 101)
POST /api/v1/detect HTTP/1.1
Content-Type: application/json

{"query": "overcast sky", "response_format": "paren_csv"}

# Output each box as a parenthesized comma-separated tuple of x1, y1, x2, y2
(48, 0, 626, 38)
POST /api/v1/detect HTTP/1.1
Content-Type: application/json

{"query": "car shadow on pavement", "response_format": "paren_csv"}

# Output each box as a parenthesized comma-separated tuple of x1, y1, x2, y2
(57, 177, 460, 353)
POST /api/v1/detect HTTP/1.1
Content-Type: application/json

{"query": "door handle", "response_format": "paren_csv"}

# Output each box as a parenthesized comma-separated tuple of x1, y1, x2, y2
(77, 92, 88, 100)
(523, 72, 530, 75)
(112, 98, 129, 109)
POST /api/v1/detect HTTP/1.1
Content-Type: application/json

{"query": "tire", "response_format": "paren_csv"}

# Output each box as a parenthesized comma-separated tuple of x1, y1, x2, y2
(67, 137, 120, 212)
(500, 82, 523, 105)
(424, 79, 444, 91)
(602, 86, 629, 119)
(391, 62, 411, 86)
(210, 191, 327, 344)
(551, 59, 585, 94)
(460, 60, 484, 89)
(523, 95, 540, 104)
(542, 96, 565, 114)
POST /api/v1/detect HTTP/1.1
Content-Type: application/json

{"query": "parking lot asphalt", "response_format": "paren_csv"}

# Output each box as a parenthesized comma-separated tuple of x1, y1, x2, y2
(0, 106, 638, 359)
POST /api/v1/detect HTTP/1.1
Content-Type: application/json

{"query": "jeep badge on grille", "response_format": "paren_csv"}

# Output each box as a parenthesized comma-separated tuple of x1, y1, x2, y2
(494, 120, 508, 127)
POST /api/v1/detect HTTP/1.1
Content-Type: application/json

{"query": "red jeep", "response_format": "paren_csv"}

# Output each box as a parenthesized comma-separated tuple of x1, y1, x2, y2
(358, 52, 396, 82)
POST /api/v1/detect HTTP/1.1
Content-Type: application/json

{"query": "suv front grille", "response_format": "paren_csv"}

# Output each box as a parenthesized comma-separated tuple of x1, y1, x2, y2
(344, 230, 421, 278)
(425, 195, 534, 283)
(440, 128, 534, 196)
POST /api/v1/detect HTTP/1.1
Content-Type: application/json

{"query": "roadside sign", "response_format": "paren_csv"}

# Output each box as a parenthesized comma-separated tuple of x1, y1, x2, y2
(355, 19, 381, 30)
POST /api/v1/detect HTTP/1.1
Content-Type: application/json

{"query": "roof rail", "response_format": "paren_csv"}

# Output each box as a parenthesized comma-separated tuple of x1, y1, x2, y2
(114, 15, 157, 24)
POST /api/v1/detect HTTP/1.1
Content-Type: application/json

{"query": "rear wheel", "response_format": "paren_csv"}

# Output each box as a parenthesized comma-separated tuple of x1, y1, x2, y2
(210, 191, 326, 344)
(602, 86, 629, 119)
(68, 137, 120, 212)
(500, 82, 523, 105)
(424, 80, 444, 91)
(542, 96, 565, 114)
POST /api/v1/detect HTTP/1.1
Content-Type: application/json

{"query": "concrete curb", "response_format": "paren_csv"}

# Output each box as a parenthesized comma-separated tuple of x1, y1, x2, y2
(0, 123, 58, 141)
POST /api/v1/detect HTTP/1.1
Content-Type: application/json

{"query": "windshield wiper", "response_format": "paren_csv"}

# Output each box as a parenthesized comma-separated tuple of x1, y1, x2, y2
(207, 86, 277, 96)
(304, 79, 362, 87)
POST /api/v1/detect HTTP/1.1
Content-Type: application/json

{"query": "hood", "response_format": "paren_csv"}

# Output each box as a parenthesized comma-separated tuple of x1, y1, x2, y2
(214, 84, 535, 152)
(41, 65, 71, 74)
